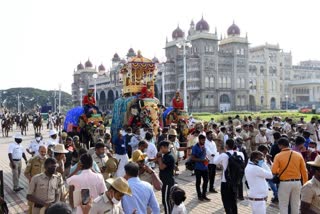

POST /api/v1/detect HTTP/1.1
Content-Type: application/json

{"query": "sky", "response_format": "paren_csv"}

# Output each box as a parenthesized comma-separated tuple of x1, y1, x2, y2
(1, 0, 319, 94)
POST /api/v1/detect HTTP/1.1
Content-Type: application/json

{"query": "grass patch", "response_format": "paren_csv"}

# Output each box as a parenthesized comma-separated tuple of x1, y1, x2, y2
(193, 110, 318, 123)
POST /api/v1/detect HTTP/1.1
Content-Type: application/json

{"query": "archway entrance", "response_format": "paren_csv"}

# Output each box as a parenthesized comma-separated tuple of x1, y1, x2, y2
(99, 91, 106, 111)
(219, 94, 231, 112)
(107, 90, 115, 110)
(270, 97, 276, 110)
(249, 95, 256, 111)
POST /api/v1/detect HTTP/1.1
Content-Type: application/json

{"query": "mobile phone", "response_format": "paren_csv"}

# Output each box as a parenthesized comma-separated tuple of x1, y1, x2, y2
(81, 189, 90, 205)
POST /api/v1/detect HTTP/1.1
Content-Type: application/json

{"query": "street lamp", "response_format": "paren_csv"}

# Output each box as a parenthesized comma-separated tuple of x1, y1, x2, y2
(92, 74, 98, 101)
(79, 88, 83, 106)
(162, 66, 165, 105)
(176, 39, 192, 112)
(285, 95, 289, 110)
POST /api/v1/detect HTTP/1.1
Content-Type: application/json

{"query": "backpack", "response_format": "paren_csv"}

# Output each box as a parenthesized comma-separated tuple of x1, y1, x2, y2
(225, 152, 245, 192)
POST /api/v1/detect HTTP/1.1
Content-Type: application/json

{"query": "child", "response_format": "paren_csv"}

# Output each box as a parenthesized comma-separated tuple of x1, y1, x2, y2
(171, 186, 187, 214)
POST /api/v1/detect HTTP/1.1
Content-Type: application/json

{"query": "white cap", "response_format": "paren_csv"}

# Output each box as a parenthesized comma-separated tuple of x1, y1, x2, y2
(49, 129, 57, 136)
(13, 133, 22, 139)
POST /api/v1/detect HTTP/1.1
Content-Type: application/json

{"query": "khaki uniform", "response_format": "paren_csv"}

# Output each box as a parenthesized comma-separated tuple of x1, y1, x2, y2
(27, 173, 63, 214)
(90, 193, 124, 214)
(301, 176, 320, 213)
(217, 132, 225, 153)
(249, 129, 259, 153)
(24, 156, 46, 180)
(240, 130, 251, 154)
(24, 155, 46, 214)
(92, 153, 109, 180)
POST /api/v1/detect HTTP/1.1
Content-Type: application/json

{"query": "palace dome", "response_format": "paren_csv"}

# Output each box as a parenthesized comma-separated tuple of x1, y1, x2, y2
(172, 26, 185, 39)
(227, 22, 240, 36)
(196, 17, 209, 32)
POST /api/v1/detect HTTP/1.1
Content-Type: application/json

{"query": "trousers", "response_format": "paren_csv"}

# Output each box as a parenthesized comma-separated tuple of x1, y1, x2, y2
(250, 200, 266, 214)
(208, 164, 216, 190)
(195, 169, 208, 198)
(162, 183, 174, 214)
(278, 181, 301, 214)
(221, 182, 238, 214)
(10, 160, 22, 189)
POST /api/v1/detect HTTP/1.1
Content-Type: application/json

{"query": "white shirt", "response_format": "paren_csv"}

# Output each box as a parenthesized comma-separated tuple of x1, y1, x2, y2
(28, 140, 46, 156)
(129, 135, 140, 151)
(245, 161, 273, 198)
(46, 138, 59, 147)
(146, 142, 157, 159)
(205, 139, 218, 164)
(8, 142, 24, 159)
(266, 129, 274, 144)
(146, 141, 157, 168)
(172, 202, 187, 214)
(67, 169, 107, 214)
(213, 150, 244, 182)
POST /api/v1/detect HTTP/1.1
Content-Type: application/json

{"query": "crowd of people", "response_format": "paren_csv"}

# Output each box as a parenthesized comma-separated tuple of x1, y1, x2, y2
(4, 114, 320, 214)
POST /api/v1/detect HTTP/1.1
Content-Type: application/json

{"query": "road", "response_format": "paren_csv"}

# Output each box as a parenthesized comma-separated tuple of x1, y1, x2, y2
(0, 124, 280, 213)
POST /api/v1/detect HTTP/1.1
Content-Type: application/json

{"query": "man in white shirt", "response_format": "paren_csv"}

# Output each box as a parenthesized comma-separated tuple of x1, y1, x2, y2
(213, 139, 244, 214)
(47, 129, 59, 147)
(8, 133, 28, 192)
(145, 132, 158, 169)
(205, 130, 218, 193)
(26, 133, 46, 156)
(255, 128, 268, 147)
(129, 128, 141, 152)
(245, 151, 273, 214)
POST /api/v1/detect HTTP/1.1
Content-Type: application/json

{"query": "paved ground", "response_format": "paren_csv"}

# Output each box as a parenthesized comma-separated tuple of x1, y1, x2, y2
(0, 124, 280, 213)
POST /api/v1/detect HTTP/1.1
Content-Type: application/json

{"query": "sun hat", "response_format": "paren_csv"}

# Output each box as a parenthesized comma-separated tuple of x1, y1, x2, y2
(49, 129, 57, 136)
(105, 177, 132, 196)
(307, 155, 320, 168)
(13, 133, 23, 139)
(168, 129, 177, 136)
(105, 157, 119, 173)
(130, 150, 147, 162)
(53, 144, 69, 154)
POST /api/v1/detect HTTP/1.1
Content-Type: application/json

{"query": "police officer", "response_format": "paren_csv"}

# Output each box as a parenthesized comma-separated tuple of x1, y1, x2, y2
(90, 177, 132, 214)
(92, 142, 109, 179)
(27, 158, 63, 214)
(47, 129, 59, 147)
(8, 133, 28, 192)
(24, 145, 47, 214)
(26, 133, 46, 156)
(24, 145, 47, 182)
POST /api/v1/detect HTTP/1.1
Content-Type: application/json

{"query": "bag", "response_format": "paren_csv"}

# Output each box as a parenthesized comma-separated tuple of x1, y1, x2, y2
(225, 152, 246, 192)
(272, 151, 292, 184)
(185, 157, 195, 171)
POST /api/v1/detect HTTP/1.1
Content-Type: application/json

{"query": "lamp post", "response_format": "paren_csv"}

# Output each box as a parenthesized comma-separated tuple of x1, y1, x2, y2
(17, 93, 20, 113)
(162, 66, 165, 105)
(58, 84, 61, 113)
(93, 74, 98, 101)
(79, 88, 83, 106)
(285, 95, 288, 110)
(176, 39, 192, 112)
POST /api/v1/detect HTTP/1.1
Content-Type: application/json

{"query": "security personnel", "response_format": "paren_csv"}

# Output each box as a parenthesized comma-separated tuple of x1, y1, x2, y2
(24, 146, 47, 182)
(47, 129, 59, 147)
(27, 158, 63, 214)
(90, 177, 132, 214)
(8, 133, 28, 192)
(92, 142, 109, 179)
(26, 133, 46, 156)
(24, 146, 47, 214)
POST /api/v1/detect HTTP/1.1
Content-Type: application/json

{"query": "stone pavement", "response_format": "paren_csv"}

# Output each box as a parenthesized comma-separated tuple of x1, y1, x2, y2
(0, 125, 280, 213)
